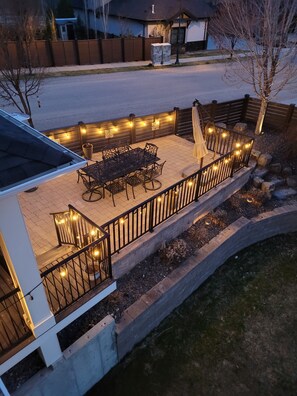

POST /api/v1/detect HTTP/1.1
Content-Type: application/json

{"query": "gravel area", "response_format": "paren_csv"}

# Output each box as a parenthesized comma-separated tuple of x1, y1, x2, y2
(3, 124, 297, 393)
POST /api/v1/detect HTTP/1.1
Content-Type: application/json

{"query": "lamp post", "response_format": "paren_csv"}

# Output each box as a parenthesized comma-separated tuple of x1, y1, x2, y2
(175, 15, 181, 65)
(175, 0, 182, 65)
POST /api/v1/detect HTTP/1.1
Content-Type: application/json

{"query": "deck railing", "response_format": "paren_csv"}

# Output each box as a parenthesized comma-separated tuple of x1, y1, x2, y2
(0, 288, 32, 357)
(101, 137, 254, 255)
(44, 207, 112, 315)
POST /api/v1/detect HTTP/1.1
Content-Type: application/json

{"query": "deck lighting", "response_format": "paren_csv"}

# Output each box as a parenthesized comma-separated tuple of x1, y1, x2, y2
(157, 197, 162, 203)
(235, 142, 241, 148)
(60, 267, 67, 277)
(222, 132, 228, 138)
(213, 165, 218, 171)
(93, 249, 100, 258)
(244, 143, 251, 149)
(187, 180, 193, 187)
(120, 218, 125, 225)
(78, 121, 87, 135)
(235, 150, 242, 156)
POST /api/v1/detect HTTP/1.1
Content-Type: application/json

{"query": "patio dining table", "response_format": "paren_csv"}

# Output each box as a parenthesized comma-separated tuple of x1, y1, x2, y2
(82, 147, 160, 185)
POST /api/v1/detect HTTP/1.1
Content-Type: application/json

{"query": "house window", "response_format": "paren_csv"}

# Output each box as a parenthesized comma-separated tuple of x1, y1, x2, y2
(171, 27, 186, 45)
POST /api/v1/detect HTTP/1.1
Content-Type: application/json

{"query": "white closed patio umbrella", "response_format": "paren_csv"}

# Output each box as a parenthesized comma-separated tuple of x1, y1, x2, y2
(192, 105, 208, 168)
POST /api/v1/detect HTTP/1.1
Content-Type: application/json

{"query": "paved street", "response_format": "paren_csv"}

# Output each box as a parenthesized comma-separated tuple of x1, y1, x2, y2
(1, 62, 297, 131)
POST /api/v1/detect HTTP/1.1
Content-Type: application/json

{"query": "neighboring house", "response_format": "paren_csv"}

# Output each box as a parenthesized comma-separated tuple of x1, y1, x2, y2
(74, 0, 214, 51)
(0, 110, 116, 377)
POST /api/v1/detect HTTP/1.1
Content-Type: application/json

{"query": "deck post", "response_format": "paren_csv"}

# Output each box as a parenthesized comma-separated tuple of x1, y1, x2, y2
(0, 196, 62, 366)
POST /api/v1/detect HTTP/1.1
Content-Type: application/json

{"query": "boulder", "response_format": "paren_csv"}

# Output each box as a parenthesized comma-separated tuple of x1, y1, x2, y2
(269, 163, 282, 174)
(257, 153, 272, 167)
(233, 122, 248, 132)
(286, 175, 297, 188)
(252, 176, 264, 188)
(252, 167, 269, 179)
(282, 166, 293, 177)
(251, 149, 261, 161)
(261, 181, 275, 194)
(272, 188, 297, 200)
(269, 176, 286, 188)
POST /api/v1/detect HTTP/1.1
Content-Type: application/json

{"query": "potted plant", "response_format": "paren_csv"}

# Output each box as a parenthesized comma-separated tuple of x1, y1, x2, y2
(85, 263, 100, 281)
(82, 142, 93, 160)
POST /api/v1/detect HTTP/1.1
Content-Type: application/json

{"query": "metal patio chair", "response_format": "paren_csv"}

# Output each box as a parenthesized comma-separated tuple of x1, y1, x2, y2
(104, 177, 129, 207)
(102, 147, 118, 161)
(140, 161, 166, 191)
(125, 170, 145, 199)
(79, 172, 103, 202)
(144, 142, 158, 158)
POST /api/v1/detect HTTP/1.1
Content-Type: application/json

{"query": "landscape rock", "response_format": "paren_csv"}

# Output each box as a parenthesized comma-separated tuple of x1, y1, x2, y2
(282, 166, 293, 177)
(286, 175, 297, 188)
(269, 163, 282, 174)
(261, 181, 275, 194)
(257, 153, 272, 167)
(269, 176, 286, 188)
(272, 188, 297, 200)
(251, 150, 261, 160)
(216, 122, 227, 130)
(252, 176, 264, 188)
(234, 122, 248, 132)
(252, 167, 269, 179)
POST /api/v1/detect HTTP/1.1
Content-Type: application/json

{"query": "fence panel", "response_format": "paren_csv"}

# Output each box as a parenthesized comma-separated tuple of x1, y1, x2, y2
(51, 41, 66, 66)
(101, 38, 122, 63)
(144, 37, 163, 60)
(36, 40, 53, 67)
(123, 38, 143, 62)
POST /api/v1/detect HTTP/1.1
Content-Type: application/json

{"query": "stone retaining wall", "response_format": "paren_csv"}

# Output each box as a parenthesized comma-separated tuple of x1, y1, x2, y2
(116, 204, 297, 359)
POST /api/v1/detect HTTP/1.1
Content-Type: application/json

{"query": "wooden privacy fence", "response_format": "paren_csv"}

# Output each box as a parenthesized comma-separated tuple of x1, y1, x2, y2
(43, 95, 296, 156)
(0, 37, 162, 68)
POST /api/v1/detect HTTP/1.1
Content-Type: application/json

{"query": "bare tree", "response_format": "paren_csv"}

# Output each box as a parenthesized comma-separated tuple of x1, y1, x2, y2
(211, 0, 297, 134)
(0, 0, 45, 127)
(100, 0, 110, 39)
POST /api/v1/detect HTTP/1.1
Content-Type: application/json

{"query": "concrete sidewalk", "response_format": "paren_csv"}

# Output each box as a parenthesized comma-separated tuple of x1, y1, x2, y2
(45, 53, 231, 75)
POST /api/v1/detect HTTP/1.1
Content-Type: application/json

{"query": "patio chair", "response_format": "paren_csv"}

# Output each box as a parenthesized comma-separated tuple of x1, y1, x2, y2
(140, 161, 166, 191)
(80, 173, 103, 202)
(117, 144, 132, 155)
(144, 142, 158, 158)
(125, 170, 144, 199)
(102, 147, 118, 161)
(77, 168, 88, 183)
(104, 177, 129, 207)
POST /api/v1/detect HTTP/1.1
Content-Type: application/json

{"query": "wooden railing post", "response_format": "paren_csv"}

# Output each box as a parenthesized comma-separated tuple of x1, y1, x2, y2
(129, 113, 136, 144)
(241, 94, 250, 122)
(284, 103, 295, 132)
(173, 107, 180, 135)
(211, 100, 217, 122)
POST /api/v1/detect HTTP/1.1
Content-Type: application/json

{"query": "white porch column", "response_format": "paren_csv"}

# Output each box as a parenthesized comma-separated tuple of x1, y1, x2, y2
(0, 195, 62, 365)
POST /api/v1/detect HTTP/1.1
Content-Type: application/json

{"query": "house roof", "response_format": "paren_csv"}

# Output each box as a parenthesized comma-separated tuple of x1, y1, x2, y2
(108, 0, 214, 21)
(73, 0, 214, 21)
(0, 110, 85, 197)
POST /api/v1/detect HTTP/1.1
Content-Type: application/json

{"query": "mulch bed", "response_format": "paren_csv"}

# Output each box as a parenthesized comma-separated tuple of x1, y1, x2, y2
(3, 125, 297, 393)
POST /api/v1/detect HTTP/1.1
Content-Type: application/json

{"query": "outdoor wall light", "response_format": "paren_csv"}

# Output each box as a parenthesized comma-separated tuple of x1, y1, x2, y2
(129, 113, 135, 128)
(167, 114, 173, 121)
(141, 120, 147, 127)
(112, 124, 119, 132)
(78, 121, 87, 134)
(97, 127, 103, 135)
(65, 132, 70, 140)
